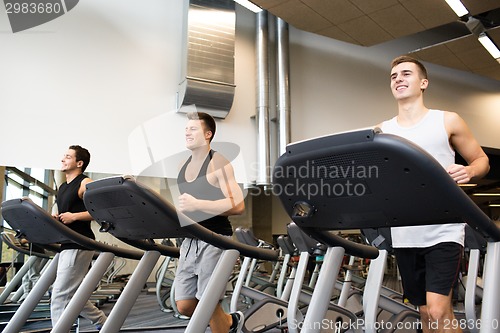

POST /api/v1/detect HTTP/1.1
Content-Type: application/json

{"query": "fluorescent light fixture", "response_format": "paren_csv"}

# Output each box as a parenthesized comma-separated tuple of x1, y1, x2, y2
(478, 33, 500, 60)
(472, 193, 500, 196)
(445, 0, 469, 17)
(488, 204, 500, 207)
(458, 183, 477, 187)
(234, 0, 262, 13)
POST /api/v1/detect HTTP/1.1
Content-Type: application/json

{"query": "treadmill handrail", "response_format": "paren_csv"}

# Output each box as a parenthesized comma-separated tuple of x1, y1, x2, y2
(84, 176, 279, 262)
(157, 198, 279, 261)
(1, 197, 144, 260)
(1, 232, 53, 259)
(303, 228, 379, 259)
(117, 237, 180, 258)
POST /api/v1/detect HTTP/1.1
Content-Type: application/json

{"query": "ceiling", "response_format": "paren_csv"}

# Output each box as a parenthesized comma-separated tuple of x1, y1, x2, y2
(249, 0, 500, 81)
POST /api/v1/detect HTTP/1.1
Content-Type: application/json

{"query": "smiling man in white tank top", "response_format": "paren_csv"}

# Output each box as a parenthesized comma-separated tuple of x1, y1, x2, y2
(376, 56, 489, 333)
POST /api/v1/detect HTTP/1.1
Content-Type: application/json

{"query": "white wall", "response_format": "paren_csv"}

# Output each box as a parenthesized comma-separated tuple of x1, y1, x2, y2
(0, 0, 258, 183)
(288, 27, 500, 147)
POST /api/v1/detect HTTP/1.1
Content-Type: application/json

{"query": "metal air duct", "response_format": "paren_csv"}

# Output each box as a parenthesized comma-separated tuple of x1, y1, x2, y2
(255, 10, 270, 185)
(276, 18, 290, 156)
(178, 0, 236, 119)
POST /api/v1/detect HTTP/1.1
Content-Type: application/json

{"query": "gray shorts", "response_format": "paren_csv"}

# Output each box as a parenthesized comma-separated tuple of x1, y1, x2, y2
(174, 238, 224, 301)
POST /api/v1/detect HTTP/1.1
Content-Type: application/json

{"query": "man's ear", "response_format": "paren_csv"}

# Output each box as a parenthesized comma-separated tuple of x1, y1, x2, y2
(76, 160, 84, 169)
(420, 78, 429, 90)
(205, 130, 213, 141)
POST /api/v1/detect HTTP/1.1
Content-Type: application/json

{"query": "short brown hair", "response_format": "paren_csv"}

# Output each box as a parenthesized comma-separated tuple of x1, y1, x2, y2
(391, 55, 428, 80)
(187, 112, 216, 142)
(69, 145, 90, 172)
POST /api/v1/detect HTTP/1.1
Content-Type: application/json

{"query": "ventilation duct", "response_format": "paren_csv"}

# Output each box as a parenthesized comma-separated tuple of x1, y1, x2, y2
(177, 0, 236, 119)
(255, 10, 270, 186)
(254, 13, 290, 185)
(276, 18, 290, 156)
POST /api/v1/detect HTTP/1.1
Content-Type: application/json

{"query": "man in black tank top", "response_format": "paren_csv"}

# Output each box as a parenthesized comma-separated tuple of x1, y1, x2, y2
(50, 145, 107, 330)
(174, 112, 245, 333)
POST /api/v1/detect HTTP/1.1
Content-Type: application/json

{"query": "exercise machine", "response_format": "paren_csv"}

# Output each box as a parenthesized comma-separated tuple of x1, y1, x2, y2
(0, 197, 144, 333)
(83, 175, 279, 333)
(273, 128, 500, 333)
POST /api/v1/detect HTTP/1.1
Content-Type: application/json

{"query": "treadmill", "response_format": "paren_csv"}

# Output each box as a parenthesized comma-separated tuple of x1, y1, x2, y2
(83, 175, 279, 333)
(0, 197, 145, 333)
(273, 128, 500, 333)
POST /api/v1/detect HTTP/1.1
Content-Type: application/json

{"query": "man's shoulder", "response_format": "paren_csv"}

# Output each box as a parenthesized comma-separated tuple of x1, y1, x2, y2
(377, 115, 397, 130)
(79, 174, 92, 187)
(210, 151, 231, 166)
(440, 110, 457, 116)
(432, 109, 455, 116)
(441, 110, 462, 124)
(208, 152, 235, 177)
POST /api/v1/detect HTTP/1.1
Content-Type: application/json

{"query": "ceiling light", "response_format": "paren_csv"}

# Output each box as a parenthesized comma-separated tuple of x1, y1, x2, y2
(234, 0, 262, 13)
(445, 0, 469, 17)
(488, 204, 500, 207)
(458, 183, 477, 187)
(478, 33, 500, 61)
(472, 193, 500, 196)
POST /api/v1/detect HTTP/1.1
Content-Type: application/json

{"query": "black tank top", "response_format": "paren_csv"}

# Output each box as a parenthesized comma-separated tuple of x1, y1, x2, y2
(177, 150, 232, 236)
(57, 173, 95, 250)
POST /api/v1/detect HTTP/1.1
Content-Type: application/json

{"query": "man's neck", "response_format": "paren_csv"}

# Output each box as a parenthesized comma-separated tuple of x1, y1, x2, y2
(65, 170, 82, 184)
(396, 98, 429, 127)
(190, 144, 211, 163)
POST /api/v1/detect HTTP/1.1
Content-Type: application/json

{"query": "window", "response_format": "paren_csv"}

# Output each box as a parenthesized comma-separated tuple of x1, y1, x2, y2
(1, 167, 56, 273)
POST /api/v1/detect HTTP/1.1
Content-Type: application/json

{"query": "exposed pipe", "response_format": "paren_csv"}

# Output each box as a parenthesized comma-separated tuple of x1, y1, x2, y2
(276, 17, 291, 155)
(256, 11, 270, 185)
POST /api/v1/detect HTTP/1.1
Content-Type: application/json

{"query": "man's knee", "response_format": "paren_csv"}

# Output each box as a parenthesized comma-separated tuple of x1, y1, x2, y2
(424, 299, 454, 324)
(426, 304, 452, 322)
(425, 291, 454, 322)
(176, 300, 197, 317)
(419, 305, 430, 321)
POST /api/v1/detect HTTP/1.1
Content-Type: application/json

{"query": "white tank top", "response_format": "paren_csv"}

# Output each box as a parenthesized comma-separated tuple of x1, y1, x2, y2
(381, 109, 465, 247)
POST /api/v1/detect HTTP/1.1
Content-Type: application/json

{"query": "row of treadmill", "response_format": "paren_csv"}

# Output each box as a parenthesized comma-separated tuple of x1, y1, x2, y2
(0, 129, 499, 333)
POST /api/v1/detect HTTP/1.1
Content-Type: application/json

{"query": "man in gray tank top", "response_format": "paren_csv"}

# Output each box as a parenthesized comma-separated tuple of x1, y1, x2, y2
(174, 112, 245, 333)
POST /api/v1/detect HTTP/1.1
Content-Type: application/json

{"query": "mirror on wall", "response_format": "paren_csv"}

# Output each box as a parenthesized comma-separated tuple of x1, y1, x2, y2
(0, 166, 181, 284)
